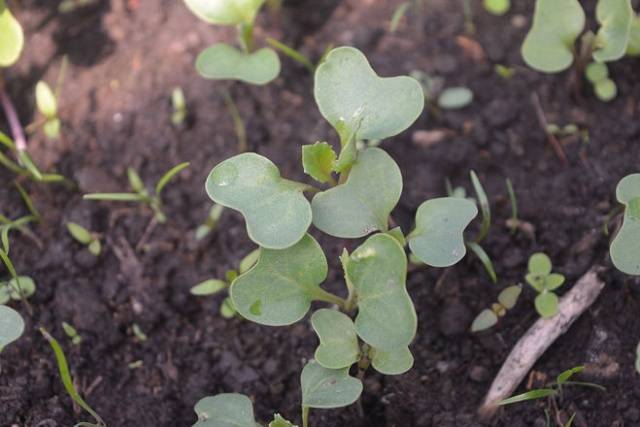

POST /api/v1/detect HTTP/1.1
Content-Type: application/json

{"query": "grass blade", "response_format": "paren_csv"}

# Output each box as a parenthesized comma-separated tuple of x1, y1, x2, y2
(467, 241, 497, 283)
(155, 162, 189, 195)
(266, 37, 315, 73)
(470, 170, 491, 243)
(498, 388, 556, 405)
(83, 193, 145, 202)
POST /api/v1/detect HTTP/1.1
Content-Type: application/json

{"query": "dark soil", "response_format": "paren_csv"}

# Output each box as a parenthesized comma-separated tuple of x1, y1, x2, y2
(2, 0, 640, 426)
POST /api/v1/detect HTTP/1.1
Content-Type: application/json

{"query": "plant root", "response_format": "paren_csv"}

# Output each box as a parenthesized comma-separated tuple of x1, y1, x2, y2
(478, 266, 605, 421)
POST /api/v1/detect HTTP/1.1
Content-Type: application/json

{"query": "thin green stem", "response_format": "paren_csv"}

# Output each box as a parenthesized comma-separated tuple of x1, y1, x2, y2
(238, 22, 255, 53)
(302, 406, 310, 427)
(220, 89, 247, 153)
(505, 178, 518, 235)
(311, 287, 347, 310)
(265, 38, 315, 73)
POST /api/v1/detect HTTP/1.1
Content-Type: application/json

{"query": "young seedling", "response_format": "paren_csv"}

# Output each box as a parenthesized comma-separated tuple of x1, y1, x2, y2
(62, 321, 82, 345)
(609, 173, 640, 275)
(437, 87, 474, 110)
(499, 366, 604, 424)
(192, 393, 297, 427)
(494, 64, 516, 79)
(83, 162, 189, 224)
(411, 71, 474, 111)
(471, 284, 522, 332)
(584, 62, 617, 102)
(195, 204, 225, 241)
(171, 86, 188, 127)
(0, 0, 23, 69)
(0, 304, 24, 352)
(67, 222, 101, 256)
(483, 0, 510, 16)
(40, 328, 107, 427)
(526, 252, 566, 318)
(35, 80, 62, 139)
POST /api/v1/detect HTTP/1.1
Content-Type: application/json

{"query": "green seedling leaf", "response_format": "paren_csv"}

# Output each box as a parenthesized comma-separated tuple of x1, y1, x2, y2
(191, 279, 226, 296)
(231, 234, 331, 326)
(192, 393, 261, 427)
(156, 162, 190, 195)
(386, 226, 406, 247)
(483, 0, 510, 16)
(390, 2, 410, 33)
(36, 81, 58, 118)
(471, 309, 498, 332)
(314, 46, 424, 141)
(408, 197, 478, 267)
(8, 276, 35, 299)
(528, 252, 552, 275)
(62, 321, 82, 345)
(311, 308, 359, 369)
(0, 283, 9, 304)
(43, 118, 61, 139)
(239, 249, 260, 274)
(67, 222, 93, 245)
(498, 285, 522, 309)
(535, 292, 559, 318)
(346, 233, 417, 350)
(467, 242, 498, 284)
(196, 44, 280, 85)
(302, 142, 337, 184)
(521, 0, 585, 72)
(220, 296, 237, 318)
(184, 0, 265, 25)
(311, 148, 402, 238)
(206, 153, 311, 249)
(593, 0, 633, 62)
(611, 174, 640, 275)
(557, 365, 584, 384)
(594, 78, 617, 101)
(470, 170, 491, 243)
(83, 193, 146, 202)
(370, 346, 414, 375)
(0, 305, 24, 351)
(88, 239, 101, 256)
(127, 168, 146, 194)
(300, 360, 363, 409)
(546, 273, 565, 290)
(437, 87, 473, 109)
(627, 16, 640, 56)
(269, 414, 296, 427)
(585, 62, 609, 83)
(499, 388, 557, 405)
(0, 0, 23, 67)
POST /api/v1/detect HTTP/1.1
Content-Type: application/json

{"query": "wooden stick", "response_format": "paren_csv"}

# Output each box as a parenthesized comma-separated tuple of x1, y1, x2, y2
(531, 92, 568, 167)
(478, 266, 605, 420)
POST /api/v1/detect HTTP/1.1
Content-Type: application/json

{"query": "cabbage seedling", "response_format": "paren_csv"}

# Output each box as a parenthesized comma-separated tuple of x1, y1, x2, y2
(67, 222, 101, 256)
(0, 304, 23, 352)
(584, 62, 617, 102)
(35, 80, 62, 139)
(526, 252, 566, 318)
(195, 204, 225, 241)
(62, 321, 82, 345)
(84, 162, 189, 223)
(171, 86, 188, 127)
(471, 284, 522, 332)
(192, 393, 296, 427)
(184, 0, 281, 85)
(522, 0, 635, 74)
(610, 173, 640, 275)
(483, 0, 510, 16)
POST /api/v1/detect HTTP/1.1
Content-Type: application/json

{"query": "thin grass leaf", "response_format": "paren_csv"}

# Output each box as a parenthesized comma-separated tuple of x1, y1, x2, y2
(40, 328, 106, 427)
(155, 162, 190, 195)
(506, 178, 517, 234)
(83, 193, 145, 202)
(470, 170, 490, 242)
(15, 181, 41, 221)
(467, 241, 497, 283)
(0, 248, 18, 278)
(564, 413, 576, 427)
(390, 2, 410, 32)
(498, 388, 556, 405)
(266, 37, 315, 73)
(557, 366, 584, 384)
(0, 130, 16, 150)
(17, 151, 43, 180)
(0, 150, 24, 174)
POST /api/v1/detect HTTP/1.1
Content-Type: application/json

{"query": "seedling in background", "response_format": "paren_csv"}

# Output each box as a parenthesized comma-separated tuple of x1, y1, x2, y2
(192, 393, 297, 427)
(483, 0, 510, 16)
(0, 0, 22, 68)
(494, 64, 516, 79)
(131, 323, 147, 342)
(200, 46, 482, 424)
(195, 204, 225, 241)
(66, 222, 101, 256)
(584, 62, 617, 102)
(83, 162, 189, 224)
(58, 0, 99, 13)
(40, 328, 107, 427)
(471, 284, 522, 332)
(0, 131, 66, 183)
(34, 80, 62, 139)
(62, 321, 82, 345)
(610, 173, 640, 275)
(411, 71, 474, 111)
(526, 253, 566, 318)
(171, 87, 188, 127)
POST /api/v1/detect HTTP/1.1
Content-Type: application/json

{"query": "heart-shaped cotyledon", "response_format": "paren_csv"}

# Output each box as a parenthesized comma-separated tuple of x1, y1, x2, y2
(610, 173, 640, 275)
(206, 152, 312, 249)
(196, 43, 280, 85)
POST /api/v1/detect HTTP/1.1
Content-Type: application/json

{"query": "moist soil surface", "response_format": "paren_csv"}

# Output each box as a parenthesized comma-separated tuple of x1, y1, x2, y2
(2, 0, 640, 426)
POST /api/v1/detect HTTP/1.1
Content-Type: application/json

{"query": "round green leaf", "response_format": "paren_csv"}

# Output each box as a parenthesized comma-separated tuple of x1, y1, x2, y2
(196, 43, 280, 85)
(497, 285, 522, 309)
(67, 222, 93, 245)
(483, 0, 510, 15)
(192, 393, 261, 427)
(626, 16, 640, 56)
(437, 87, 473, 110)
(8, 276, 35, 299)
(230, 234, 328, 326)
(0, 305, 24, 351)
(314, 46, 424, 141)
(584, 62, 609, 83)
(408, 197, 478, 268)
(206, 152, 311, 249)
(311, 308, 359, 369)
(535, 292, 559, 318)
(545, 273, 565, 291)
(521, 0, 585, 73)
(0, 283, 9, 304)
(594, 78, 617, 102)
(302, 142, 337, 184)
(611, 174, 640, 275)
(300, 360, 363, 409)
(370, 346, 414, 375)
(593, 0, 633, 62)
(191, 279, 227, 296)
(311, 148, 402, 238)
(471, 309, 498, 332)
(0, 0, 24, 67)
(528, 252, 552, 275)
(346, 234, 417, 350)
(220, 297, 237, 318)
(184, 0, 265, 25)
(35, 81, 58, 118)
(616, 173, 640, 204)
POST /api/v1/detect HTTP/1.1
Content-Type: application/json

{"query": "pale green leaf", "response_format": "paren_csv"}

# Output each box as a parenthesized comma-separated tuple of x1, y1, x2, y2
(300, 360, 363, 409)
(483, 0, 510, 16)
(220, 297, 237, 318)
(43, 118, 61, 139)
(370, 346, 414, 375)
(0, 305, 24, 351)
(557, 366, 584, 384)
(35, 81, 58, 118)
(314, 46, 424, 141)
(311, 308, 359, 369)
(8, 276, 35, 299)
(192, 393, 261, 427)
(535, 292, 559, 318)
(239, 249, 260, 274)
(386, 226, 406, 247)
(184, 0, 265, 25)
(499, 388, 556, 405)
(611, 174, 640, 275)
(593, 0, 633, 62)
(521, 0, 585, 73)
(206, 152, 311, 249)
(546, 273, 565, 291)
(346, 233, 416, 350)
(230, 234, 328, 326)
(127, 168, 146, 193)
(196, 43, 280, 85)
(497, 285, 522, 309)
(311, 148, 402, 238)
(626, 16, 640, 56)
(66, 222, 93, 245)
(584, 62, 609, 83)
(594, 78, 617, 101)
(191, 279, 227, 296)
(83, 193, 146, 202)
(302, 142, 336, 184)
(408, 197, 478, 267)
(437, 87, 473, 109)
(528, 252, 552, 275)
(0, 0, 24, 67)
(156, 162, 190, 195)
(471, 309, 498, 332)
(269, 414, 296, 427)
(88, 239, 101, 256)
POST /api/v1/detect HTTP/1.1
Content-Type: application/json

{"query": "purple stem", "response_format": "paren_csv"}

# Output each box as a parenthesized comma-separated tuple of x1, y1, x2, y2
(0, 84, 27, 151)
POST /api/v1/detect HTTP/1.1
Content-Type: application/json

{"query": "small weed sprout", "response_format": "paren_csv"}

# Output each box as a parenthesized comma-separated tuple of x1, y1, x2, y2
(411, 70, 474, 110)
(526, 253, 566, 318)
(0, 0, 23, 68)
(584, 62, 617, 101)
(67, 222, 101, 256)
(35, 80, 62, 139)
(170, 86, 188, 127)
(83, 162, 190, 223)
(483, 0, 510, 16)
(609, 173, 640, 275)
(131, 323, 147, 342)
(195, 204, 225, 241)
(62, 321, 82, 345)
(471, 284, 522, 332)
